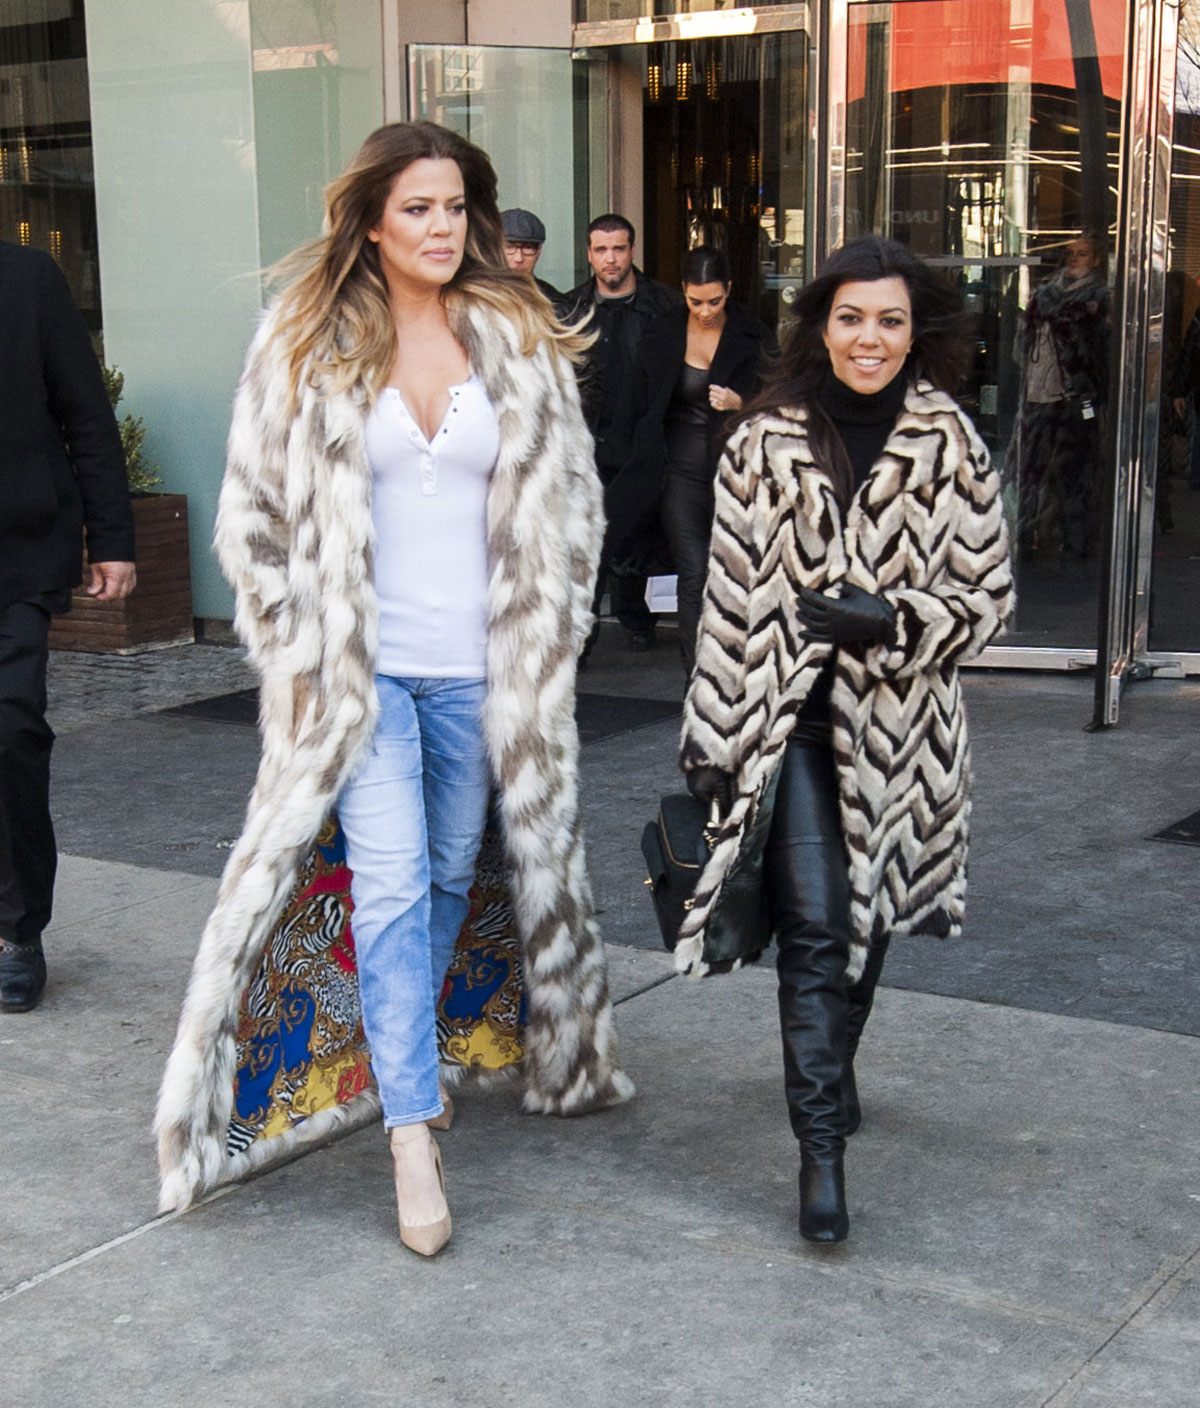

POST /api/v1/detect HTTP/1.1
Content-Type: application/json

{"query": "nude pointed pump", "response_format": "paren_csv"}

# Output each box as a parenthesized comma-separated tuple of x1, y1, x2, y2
(390, 1124, 452, 1257)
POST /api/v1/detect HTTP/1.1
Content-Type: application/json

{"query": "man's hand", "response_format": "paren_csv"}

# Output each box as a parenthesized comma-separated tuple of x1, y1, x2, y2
(85, 561, 137, 602)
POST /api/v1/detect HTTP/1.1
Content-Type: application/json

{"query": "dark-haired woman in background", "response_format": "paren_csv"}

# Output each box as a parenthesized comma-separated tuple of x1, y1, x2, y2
(676, 237, 1012, 1243)
(608, 245, 773, 672)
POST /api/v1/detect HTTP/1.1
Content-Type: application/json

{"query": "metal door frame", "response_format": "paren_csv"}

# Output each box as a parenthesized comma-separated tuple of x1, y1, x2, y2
(1096, 0, 1185, 722)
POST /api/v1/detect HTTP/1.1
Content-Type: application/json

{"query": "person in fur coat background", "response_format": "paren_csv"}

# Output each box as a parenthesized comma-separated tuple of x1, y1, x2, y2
(680, 238, 1013, 1244)
(155, 122, 633, 1252)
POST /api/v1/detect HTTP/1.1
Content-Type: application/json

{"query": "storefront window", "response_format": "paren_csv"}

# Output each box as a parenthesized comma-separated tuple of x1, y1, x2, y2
(843, 0, 1125, 652)
(0, 0, 101, 332)
(410, 45, 594, 296)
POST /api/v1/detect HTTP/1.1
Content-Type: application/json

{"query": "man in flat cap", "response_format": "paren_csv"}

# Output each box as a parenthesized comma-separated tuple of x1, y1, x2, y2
(502, 208, 562, 304)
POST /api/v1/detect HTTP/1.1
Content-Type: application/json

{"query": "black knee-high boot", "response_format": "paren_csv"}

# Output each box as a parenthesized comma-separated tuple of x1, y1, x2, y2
(843, 933, 891, 1136)
(777, 917, 850, 1242)
(768, 740, 851, 1245)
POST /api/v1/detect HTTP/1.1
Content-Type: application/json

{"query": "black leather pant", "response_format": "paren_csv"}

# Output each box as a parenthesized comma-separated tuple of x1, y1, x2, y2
(659, 469, 714, 675)
(766, 738, 851, 1158)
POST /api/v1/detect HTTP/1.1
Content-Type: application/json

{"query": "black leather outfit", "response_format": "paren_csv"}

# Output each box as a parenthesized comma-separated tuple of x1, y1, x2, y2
(612, 300, 773, 666)
(767, 369, 908, 1238)
(659, 364, 714, 672)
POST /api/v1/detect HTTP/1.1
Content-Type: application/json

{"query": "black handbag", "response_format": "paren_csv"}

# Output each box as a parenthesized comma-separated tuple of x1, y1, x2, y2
(641, 773, 777, 965)
(640, 793, 720, 951)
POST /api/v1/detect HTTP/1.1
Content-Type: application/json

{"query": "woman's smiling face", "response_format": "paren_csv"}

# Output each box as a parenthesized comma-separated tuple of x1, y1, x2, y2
(822, 276, 913, 394)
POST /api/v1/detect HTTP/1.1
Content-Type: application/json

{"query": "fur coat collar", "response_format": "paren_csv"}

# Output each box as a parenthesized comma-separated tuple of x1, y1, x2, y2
(678, 380, 1014, 981)
(156, 296, 633, 1211)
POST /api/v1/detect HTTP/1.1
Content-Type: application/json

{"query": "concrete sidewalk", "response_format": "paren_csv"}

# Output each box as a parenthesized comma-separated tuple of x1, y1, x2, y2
(2, 635, 1198, 1406)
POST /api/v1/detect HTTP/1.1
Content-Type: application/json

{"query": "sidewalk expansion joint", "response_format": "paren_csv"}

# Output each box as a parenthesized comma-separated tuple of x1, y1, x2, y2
(1036, 1241, 1200, 1407)
(0, 1186, 237, 1306)
(612, 971, 677, 1005)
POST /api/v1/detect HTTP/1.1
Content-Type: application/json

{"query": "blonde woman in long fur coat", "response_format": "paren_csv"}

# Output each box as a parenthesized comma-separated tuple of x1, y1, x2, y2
(679, 237, 1013, 1245)
(155, 122, 633, 1254)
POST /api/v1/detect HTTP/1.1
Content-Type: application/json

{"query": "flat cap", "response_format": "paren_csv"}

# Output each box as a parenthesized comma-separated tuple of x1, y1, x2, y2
(502, 208, 546, 244)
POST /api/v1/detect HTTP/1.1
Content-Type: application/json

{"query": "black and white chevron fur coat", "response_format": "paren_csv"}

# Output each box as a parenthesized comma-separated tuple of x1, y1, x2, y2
(156, 295, 634, 1212)
(678, 380, 1014, 981)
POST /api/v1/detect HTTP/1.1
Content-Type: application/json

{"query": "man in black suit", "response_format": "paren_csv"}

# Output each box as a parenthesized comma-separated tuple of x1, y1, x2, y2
(561, 214, 679, 651)
(0, 239, 136, 1013)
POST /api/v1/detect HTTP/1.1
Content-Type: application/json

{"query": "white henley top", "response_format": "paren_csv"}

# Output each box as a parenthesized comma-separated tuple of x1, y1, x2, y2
(364, 375, 499, 678)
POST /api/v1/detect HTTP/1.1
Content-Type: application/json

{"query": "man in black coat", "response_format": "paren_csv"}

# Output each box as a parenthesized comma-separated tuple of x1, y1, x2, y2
(561, 215, 679, 649)
(0, 239, 136, 1012)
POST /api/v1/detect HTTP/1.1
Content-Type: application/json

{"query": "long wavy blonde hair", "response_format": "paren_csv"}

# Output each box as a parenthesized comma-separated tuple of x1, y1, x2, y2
(270, 121, 588, 402)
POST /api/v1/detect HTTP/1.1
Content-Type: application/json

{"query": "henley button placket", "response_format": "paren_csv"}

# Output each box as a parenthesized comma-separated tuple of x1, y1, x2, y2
(389, 380, 471, 497)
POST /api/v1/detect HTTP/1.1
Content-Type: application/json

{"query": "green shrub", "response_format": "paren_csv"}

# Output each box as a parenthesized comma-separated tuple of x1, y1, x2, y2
(101, 363, 163, 493)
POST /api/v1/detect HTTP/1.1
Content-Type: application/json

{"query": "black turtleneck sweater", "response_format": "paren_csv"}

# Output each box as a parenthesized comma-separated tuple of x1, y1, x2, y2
(790, 370, 910, 745)
(820, 366, 909, 490)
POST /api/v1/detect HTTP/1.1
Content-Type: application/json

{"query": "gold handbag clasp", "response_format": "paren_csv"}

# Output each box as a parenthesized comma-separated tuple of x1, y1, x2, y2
(701, 795, 722, 849)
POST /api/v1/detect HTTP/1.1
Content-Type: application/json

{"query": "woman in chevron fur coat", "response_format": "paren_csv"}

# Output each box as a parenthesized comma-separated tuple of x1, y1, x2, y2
(155, 123, 633, 1249)
(680, 237, 1013, 1243)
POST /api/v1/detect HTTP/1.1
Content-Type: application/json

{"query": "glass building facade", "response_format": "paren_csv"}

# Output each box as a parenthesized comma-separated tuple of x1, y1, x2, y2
(1, 0, 1194, 721)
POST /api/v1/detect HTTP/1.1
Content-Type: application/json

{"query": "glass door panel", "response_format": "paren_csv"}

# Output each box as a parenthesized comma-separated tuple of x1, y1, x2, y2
(1149, 5, 1200, 658)
(409, 44, 597, 296)
(842, 0, 1127, 653)
(0, 0, 102, 336)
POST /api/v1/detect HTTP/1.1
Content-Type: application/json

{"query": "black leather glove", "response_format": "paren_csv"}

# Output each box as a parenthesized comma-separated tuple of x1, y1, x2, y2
(686, 765, 734, 816)
(796, 583, 896, 646)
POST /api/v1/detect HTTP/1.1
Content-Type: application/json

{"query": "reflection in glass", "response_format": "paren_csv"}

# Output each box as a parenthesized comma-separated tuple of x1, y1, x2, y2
(410, 45, 594, 297)
(1151, 5, 1200, 654)
(249, 0, 384, 267)
(0, 0, 101, 332)
(844, 0, 1125, 649)
(1009, 236, 1109, 563)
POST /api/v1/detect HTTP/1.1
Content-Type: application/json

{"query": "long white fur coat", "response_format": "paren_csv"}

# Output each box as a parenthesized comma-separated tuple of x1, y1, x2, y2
(156, 296, 634, 1211)
(678, 382, 1014, 981)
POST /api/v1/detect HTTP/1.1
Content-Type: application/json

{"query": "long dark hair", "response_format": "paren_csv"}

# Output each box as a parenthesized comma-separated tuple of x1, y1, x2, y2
(739, 236, 971, 506)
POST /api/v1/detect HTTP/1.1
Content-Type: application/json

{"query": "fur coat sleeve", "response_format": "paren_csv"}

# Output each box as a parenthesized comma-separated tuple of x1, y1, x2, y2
(677, 383, 1013, 981)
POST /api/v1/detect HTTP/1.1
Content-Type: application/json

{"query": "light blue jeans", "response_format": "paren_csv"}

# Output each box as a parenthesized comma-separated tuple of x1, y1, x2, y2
(337, 675, 490, 1128)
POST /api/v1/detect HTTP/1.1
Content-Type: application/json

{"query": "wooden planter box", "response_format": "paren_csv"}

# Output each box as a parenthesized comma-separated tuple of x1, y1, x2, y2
(49, 493, 195, 654)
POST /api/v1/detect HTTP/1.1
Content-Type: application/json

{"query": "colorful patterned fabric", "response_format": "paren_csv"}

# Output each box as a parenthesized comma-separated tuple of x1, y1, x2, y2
(228, 818, 525, 1157)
